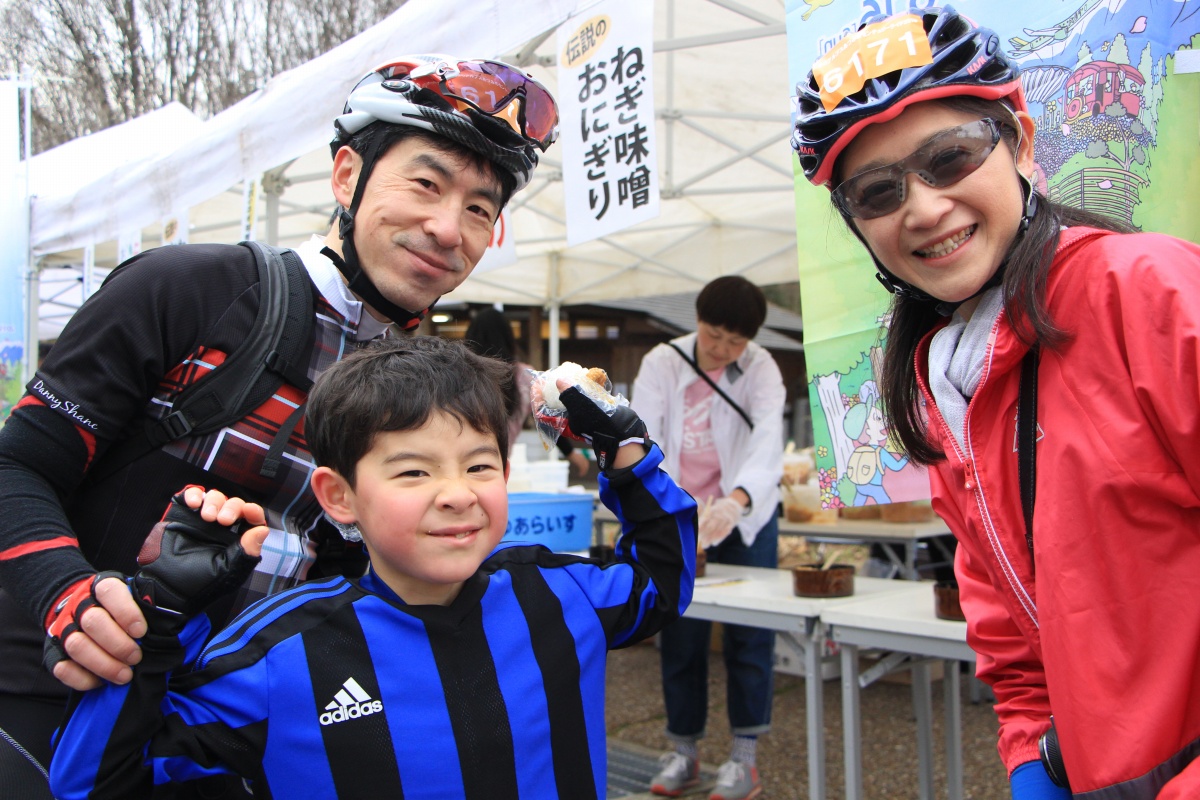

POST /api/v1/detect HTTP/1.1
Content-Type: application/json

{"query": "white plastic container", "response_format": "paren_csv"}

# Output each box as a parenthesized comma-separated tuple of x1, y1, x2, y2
(526, 460, 569, 493)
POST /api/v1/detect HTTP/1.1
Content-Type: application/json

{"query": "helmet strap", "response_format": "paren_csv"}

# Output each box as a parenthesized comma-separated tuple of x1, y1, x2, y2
(322, 242, 432, 332)
(872, 263, 946, 308)
(848, 222, 945, 311)
(325, 147, 434, 331)
(861, 174, 1042, 318)
(1018, 171, 1040, 234)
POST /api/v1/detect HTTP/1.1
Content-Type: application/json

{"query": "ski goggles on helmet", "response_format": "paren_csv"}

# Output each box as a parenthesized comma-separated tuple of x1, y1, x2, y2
(832, 118, 1006, 219)
(379, 58, 559, 151)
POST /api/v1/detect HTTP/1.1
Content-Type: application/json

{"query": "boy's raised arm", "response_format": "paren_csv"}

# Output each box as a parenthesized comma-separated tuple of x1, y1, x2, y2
(545, 380, 698, 646)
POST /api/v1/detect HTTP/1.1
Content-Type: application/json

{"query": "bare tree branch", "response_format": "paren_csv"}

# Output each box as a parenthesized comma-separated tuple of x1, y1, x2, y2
(0, 0, 406, 153)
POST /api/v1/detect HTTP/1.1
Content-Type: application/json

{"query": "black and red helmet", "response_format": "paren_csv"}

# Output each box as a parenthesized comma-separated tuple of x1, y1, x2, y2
(791, 6, 1026, 188)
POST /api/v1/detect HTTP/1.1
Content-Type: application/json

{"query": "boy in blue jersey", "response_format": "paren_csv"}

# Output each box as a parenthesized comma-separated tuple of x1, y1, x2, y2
(50, 335, 697, 800)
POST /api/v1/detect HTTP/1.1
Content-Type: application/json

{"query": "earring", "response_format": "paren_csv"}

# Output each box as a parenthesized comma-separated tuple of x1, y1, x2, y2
(326, 514, 363, 542)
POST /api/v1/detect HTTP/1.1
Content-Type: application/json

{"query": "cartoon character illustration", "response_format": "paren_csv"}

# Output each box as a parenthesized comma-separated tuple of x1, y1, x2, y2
(841, 382, 909, 506)
(802, 0, 835, 21)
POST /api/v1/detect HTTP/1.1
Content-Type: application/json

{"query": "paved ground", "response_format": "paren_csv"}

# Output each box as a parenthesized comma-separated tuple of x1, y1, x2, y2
(605, 639, 1010, 800)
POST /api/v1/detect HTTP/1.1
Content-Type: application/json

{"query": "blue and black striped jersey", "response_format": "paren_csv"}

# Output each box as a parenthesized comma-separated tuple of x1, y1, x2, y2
(51, 445, 697, 799)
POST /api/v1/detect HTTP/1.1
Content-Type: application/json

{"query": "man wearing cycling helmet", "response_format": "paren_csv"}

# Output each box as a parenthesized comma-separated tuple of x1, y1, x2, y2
(794, 7, 1200, 799)
(0, 55, 557, 799)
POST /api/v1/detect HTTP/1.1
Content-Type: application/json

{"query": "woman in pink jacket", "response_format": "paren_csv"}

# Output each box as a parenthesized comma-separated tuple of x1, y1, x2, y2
(792, 6, 1200, 799)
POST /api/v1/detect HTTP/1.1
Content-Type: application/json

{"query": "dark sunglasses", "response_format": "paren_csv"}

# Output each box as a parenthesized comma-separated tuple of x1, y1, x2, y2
(380, 59, 559, 151)
(832, 118, 1007, 220)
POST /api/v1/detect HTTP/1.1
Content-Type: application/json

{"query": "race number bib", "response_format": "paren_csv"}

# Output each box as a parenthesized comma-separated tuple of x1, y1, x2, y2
(812, 14, 934, 112)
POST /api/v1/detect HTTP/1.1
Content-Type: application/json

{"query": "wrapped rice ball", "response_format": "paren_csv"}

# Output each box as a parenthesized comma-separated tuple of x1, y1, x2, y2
(530, 362, 626, 450)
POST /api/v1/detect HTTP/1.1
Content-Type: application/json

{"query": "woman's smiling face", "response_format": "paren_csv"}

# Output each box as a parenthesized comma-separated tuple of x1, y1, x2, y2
(838, 101, 1035, 304)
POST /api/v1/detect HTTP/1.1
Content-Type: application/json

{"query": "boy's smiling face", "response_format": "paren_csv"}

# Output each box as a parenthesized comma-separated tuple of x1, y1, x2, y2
(321, 410, 509, 606)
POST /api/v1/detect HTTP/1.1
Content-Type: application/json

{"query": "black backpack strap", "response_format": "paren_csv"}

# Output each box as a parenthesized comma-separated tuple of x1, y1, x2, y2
(666, 341, 754, 430)
(85, 243, 315, 485)
(260, 401, 307, 480)
(149, 241, 314, 441)
(1017, 346, 1039, 558)
(252, 243, 317, 395)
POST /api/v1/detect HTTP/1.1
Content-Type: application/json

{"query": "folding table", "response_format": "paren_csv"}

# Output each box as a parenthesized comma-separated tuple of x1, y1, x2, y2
(822, 583, 974, 800)
(682, 564, 918, 800)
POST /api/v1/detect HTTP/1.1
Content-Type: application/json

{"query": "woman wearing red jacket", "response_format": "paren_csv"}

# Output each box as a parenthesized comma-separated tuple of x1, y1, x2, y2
(792, 6, 1200, 799)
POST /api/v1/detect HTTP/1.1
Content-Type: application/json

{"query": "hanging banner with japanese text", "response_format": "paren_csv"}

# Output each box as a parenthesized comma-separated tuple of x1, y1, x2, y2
(557, 0, 660, 246)
(162, 210, 189, 246)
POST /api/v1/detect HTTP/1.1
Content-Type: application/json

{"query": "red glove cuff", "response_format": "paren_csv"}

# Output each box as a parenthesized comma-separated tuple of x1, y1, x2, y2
(45, 574, 100, 637)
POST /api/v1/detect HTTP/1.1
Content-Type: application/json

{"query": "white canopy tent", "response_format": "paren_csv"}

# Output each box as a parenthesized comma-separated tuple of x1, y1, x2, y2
(29, 0, 801, 366)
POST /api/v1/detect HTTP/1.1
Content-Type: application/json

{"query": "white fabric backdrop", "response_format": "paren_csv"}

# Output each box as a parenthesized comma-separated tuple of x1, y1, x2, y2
(30, 0, 593, 257)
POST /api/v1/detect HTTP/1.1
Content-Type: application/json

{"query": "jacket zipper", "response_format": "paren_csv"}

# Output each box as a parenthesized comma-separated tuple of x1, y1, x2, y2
(923, 313, 1039, 629)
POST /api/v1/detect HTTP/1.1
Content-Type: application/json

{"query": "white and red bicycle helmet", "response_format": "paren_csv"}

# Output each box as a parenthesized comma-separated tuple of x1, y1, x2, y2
(332, 55, 559, 192)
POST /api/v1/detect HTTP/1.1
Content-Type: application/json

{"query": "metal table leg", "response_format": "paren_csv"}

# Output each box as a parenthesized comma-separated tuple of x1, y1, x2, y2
(912, 661, 935, 799)
(944, 660, 963, 800)
(800, 623, 826, 800)
(840, 643, 863, 800)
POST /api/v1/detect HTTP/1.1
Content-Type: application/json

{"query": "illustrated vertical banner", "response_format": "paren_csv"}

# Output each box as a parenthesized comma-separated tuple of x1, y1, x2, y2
(557, 0, 660, 246)
(786, 0, 1200, 510)
(0, 81, 28, 422)
(241, 177, 259, 242)
(117, 230, 142, 264)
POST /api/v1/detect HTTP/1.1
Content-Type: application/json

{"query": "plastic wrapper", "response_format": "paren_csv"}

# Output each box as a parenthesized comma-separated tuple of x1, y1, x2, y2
(529, 362, 629, 451)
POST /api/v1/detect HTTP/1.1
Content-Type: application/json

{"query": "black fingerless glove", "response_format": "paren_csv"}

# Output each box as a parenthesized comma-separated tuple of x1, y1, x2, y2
(42, 570, 128, 674)
(132, 491, 262, 617)
(557, 386, 648, 471)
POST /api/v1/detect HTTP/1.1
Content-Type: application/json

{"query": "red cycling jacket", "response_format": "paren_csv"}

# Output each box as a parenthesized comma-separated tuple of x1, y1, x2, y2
(916, 227, 1200, 799)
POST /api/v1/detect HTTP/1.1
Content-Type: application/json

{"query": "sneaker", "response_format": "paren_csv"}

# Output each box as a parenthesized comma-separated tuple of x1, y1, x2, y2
(650, 751, 700, 796)
(708, 760, 761, 800)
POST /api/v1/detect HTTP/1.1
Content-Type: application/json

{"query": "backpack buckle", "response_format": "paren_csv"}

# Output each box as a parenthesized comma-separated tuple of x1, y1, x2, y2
(158, 411, 194, 440)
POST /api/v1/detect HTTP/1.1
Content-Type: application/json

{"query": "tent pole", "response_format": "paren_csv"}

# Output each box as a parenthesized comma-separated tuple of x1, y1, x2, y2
(265, 192, 279, 246)
(23, 255, 38, 379)
(262, 164, 291, 247)
(663, 0, 676, 194)
(548, 302, 561, 367)
(548, 251, 562, 367)
(547, 253, 562, 462)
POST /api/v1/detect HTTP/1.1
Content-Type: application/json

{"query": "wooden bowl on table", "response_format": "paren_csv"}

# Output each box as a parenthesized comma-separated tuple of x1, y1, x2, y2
(791, 563, 855, 597)
(934, 581, 966, 621)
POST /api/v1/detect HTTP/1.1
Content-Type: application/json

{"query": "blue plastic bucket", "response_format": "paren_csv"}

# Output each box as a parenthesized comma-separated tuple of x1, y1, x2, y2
(504, 492, 594, 552)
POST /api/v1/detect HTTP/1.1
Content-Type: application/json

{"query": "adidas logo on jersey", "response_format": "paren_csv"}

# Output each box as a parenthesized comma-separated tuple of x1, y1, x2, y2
(319, 677, 384, 726)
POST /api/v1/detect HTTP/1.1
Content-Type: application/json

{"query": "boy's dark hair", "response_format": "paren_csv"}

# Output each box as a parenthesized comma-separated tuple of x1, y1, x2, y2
(306, 336, 511, 485)
(695, 275, 768, 339)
